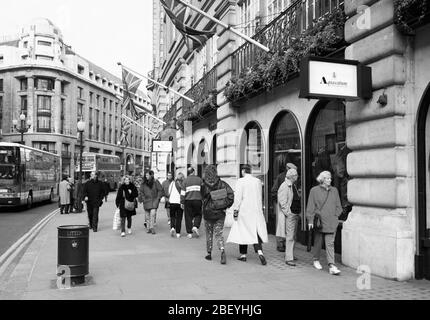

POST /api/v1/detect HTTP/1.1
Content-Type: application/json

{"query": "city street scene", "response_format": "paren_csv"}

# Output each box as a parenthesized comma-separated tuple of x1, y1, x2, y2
(1, 0, 430, 308)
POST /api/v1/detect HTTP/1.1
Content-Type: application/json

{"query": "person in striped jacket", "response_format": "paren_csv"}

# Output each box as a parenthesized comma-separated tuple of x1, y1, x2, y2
(181, 167, 203, 239)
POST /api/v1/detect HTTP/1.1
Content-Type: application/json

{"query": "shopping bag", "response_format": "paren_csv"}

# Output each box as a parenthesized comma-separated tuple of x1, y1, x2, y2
(112, 208, 121, 230)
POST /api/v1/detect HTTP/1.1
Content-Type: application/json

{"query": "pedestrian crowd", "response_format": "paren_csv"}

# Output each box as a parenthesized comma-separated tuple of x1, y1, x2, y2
(64, 163, 343, 275)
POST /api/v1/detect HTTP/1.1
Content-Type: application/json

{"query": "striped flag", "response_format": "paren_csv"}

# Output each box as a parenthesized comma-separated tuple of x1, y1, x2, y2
(119, 118, 132, 147)
(160, 0, 215, 51)
(121, 68, 145, 120)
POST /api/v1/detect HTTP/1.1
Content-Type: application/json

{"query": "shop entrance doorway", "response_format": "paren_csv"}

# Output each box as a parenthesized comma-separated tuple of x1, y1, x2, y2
(416, 83, 430, 280)
(305, 100, 351, 254)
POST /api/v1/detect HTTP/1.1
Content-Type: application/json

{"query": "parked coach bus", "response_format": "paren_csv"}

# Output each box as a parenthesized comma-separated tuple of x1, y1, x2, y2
(75, 152, 121, 190)
(0, 142, 60, 208)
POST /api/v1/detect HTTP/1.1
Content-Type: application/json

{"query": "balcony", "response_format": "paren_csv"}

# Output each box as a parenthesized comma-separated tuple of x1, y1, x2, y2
(175, 66, 218, 128)
(227, 0, 345, 103)
(394, 0, 430, 34)
(36, 127, 55, 133)
(60, 129, 74, 135)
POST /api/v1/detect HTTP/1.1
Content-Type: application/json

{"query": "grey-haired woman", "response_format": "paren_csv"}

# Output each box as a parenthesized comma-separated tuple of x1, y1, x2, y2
(306, 171, 342, 275)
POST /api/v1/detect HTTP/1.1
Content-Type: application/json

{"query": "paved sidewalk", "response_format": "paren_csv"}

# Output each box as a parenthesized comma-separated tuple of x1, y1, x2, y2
(0, 193, 429, 300)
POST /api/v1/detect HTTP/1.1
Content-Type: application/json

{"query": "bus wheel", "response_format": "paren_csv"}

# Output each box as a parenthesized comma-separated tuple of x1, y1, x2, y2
(26, 195, 33, 209)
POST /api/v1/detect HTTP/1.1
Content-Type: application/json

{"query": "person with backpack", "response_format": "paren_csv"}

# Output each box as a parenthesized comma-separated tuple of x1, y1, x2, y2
(201, 165, 234, 264)
(115, 175, 138, 237)
(227, 165, 268, 265)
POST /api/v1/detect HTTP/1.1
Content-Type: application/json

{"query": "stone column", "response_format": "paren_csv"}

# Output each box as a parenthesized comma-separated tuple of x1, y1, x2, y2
(214, 0, 239, 190)
(27, 75, 35, 134)
(342, 0, 415, 280)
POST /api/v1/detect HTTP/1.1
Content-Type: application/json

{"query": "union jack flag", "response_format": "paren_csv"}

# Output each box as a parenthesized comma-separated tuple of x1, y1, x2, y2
(119, 118, 132, 147)
(160, 0, 215, 51)
(121, 68, 145, 120)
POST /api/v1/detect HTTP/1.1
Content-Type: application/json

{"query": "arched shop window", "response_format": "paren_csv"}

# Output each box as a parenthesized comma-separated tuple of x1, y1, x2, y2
(306, 100, 352, 222)
(268, 111, 302, 234)
(241, 121, 264, 180)
(197, 139, 209, 178)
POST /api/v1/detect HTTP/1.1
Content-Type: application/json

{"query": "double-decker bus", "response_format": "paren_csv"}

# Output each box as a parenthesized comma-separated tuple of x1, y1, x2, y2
(75, 152, 121, 190)
(0, 142, 60, 208)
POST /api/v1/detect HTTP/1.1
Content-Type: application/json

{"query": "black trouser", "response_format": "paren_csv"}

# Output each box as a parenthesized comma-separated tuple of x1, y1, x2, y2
(170, 204, 183, 233)
(239, 235, 263, 255)
(120, 216, 132, 233)
(184, 200, 202, 233)
(87, 203, 100, 229)
(60, 204, 70, 214)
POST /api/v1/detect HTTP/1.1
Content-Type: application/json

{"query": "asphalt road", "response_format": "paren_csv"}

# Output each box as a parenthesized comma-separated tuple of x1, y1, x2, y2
(0, 200, 59, 257)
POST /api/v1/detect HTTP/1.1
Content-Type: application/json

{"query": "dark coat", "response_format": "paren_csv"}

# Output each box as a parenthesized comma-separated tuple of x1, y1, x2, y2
(306, 185, 342, 233)
(138, 179, 163, 210)
(115, 183, 138, 218)
(201, 177, 234, 221)
(82, 179, 105, 207)
(103, 181, 110, 196)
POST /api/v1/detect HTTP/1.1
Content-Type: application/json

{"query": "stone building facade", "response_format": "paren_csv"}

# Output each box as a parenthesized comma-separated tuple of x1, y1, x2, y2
(0, 18, 153, 177)
(152, 0, 430, 281)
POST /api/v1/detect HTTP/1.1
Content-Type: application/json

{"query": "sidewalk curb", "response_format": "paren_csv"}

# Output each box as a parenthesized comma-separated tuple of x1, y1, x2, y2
(0, 208, 60, 278)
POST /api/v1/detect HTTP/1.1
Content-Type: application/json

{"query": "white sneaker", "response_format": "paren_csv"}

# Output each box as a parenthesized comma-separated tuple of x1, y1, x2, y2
(187, 234, 193, 239)
(176, 233, 181, 238)
(313, 260, 323, 270)
(121, 232, 125, 237)
(192, 227, 199, 238)
(127, 229, 132, 235)
(168, 219, 171, 226)
(329, 264, 341, 275)
(170, 227, 176, 237)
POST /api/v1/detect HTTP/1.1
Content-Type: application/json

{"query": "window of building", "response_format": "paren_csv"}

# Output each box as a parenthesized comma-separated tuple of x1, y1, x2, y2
(103, 127, 106, 142)
(37, 95, 51, 112)
(60, 99, 65, 134)
(239, 0, 261, 40)
(35, 78, 54, 90)
(109, 129, 112, 144)
(78, 86, 83, 99)
(96, 94, 100, 107)
(23, 41, 28, 48)
(37, 115, 51, 132)
(36, 55, 53, 61)
(77, 102, 83, 119)
(77, 64, 85, 75)
(103, 97, 106, 108)
(0, 79, 3, 91)
(19, 78, 28, 91)
(32, 141, 55, 152)
(89, 92, 93, 104)
(0, 55, 3, 63)
(20, 96, 27, 116)
(61, 82, 66, 95)
(109, 100, 113, 112)
(0, 96, 3, 131)
(37, 40, 52, 46)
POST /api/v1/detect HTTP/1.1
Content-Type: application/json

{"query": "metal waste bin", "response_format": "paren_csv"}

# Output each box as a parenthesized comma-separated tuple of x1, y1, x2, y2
(57, 225, 89, 285)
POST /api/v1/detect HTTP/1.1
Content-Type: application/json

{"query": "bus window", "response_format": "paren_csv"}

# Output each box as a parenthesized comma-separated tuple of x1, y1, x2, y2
(0, 165, 15, 179)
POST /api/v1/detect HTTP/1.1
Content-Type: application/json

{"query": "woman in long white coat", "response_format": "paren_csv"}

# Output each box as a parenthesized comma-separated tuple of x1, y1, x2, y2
(227, 165, 268, 265)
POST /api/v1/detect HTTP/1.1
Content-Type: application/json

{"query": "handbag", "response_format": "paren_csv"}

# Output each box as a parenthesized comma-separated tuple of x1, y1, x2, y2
(123, 189, 135, 211)
(312, 191, 330, 231)
(112, 208, 121, 230)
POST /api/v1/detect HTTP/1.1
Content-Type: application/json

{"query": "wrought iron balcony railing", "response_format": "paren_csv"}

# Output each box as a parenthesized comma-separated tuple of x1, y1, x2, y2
(394, 0, 430, 34)
(232, 0, 344, 77)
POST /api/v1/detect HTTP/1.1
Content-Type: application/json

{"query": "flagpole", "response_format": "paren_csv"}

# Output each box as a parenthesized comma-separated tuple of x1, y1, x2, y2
(118, 62, 194, 103)
(115, 94, 166, 125)
(177, 0, 270, 53)
(122, 114, 158, 136)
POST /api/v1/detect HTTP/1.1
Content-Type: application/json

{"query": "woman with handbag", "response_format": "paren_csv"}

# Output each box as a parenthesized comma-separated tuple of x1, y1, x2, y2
(201, 165, 234, 264)
(306, 171, 343, 275)
(115, 175, 139, 237)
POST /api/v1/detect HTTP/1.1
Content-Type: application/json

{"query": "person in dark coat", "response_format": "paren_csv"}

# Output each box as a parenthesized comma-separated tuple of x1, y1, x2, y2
(138, 170, 163, 234)
(201, 165, 234, 264)
(82, 172, 105, 232)
(115, 175, 138, 237)
(306, 171, 342, 275)
(68, 177, 75, 213)
(103, 178, 110, 202)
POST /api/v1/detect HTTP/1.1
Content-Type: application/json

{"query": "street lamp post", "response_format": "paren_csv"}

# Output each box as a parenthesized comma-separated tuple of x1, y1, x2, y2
(77, 119, 85, 213)
(12, 113, 32, 145)
(118, 140, 126, 176)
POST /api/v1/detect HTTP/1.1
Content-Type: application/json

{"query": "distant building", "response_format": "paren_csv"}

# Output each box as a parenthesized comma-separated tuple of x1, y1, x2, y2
(0, 18, 153, 176)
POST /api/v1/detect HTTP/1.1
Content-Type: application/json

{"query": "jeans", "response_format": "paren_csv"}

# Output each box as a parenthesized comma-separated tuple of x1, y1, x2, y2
(312, 230, 336, 265)
(87, 203, 100, 229)
(239, 235, 263, 255)
(205, 218, 225, 253)
(184, 200, 202, 233)
(169, 204, 183, 233)
(285, 213, 299, 261)
(121, 216, 132, 233)
(145, 209, 157, 229)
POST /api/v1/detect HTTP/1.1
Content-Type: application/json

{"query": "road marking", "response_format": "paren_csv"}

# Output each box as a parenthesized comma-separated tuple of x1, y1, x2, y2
(0, 208, 60, 278)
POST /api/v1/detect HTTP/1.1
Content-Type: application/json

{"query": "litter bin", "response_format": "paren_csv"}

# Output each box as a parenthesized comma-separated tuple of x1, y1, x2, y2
(57, 225, 89, 285)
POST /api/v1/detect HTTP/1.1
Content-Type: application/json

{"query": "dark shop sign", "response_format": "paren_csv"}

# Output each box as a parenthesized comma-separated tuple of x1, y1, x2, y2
(299, 56, 372, 101)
